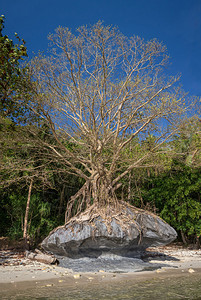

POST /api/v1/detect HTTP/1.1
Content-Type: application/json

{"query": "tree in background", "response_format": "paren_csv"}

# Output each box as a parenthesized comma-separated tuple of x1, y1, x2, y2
(25, 22, 187, 221)
(173, 115, 201, 167)
(0, 16, 56, 246)
(0, 15, 28, 123)
(0, 118, 82, 244)
(137, 117, 201, 247)
(142, 162, 201, 248)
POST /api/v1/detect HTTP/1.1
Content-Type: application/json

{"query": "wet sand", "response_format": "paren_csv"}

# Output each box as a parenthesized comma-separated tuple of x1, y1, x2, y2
(1, 268, 201, 300)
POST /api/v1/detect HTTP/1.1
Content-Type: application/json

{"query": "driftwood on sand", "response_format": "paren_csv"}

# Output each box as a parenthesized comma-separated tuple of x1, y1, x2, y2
(25, 249, 58, 264)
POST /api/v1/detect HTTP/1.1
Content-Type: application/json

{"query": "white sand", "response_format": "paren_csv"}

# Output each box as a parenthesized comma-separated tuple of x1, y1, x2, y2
(0, 246, 201, 285)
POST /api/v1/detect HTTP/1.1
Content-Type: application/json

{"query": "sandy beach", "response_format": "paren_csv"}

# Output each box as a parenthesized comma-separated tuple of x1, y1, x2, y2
(0, 246, 201, 300)
(0, 245, 201, 286)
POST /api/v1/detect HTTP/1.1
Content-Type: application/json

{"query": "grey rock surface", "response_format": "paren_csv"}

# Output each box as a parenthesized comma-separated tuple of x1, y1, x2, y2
(57, 254, 165, 273)
(41, 205, 177, 259)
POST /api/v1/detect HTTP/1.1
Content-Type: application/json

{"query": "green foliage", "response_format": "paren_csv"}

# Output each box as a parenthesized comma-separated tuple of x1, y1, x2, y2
(172, 116, 201, 167)
(0, 187, 56, 242)
(0, 17, 199, 248)
(142, 162, 201, 243)
(0, 15, 29, 123)
(0, 167, 83, 245)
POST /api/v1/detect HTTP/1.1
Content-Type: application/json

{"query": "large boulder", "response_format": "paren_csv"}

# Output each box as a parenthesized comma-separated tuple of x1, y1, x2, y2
(41, 203, 177, 258)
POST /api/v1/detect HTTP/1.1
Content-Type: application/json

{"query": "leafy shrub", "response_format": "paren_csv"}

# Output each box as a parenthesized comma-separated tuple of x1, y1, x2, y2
(142, 163, 201, 245)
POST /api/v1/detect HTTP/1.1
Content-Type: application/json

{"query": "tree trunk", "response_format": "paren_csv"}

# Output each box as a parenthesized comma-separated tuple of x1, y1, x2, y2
(23, 178, 33, 249)
(195, 236, 200, 250)
(181, 230, 188, 245)
(91, 176, 117, 208)
(58, 185, 65, 217)
(128, 171, 131, 202)
(65, 175, 119, 222)
(128, 143, 132, 202)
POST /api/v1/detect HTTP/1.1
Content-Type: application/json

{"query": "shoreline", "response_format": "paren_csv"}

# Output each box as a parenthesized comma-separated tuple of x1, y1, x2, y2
(1, 268, 201, 299)
(0, 245, 201, 286)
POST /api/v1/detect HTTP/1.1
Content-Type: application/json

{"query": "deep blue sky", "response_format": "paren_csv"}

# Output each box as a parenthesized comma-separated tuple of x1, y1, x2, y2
(1, 0, 201, 98)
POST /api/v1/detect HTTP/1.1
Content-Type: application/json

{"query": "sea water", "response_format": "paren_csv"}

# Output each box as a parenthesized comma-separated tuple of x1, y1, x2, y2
(1, 271, 201, 300)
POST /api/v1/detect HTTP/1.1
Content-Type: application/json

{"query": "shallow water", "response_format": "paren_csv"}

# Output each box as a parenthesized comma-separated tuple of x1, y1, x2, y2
(1, 271, 201, 300)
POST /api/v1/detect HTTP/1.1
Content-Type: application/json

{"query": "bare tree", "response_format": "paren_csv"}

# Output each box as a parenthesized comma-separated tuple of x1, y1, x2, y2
(23, 178, 33, 249)
(27, 22, 186, 221)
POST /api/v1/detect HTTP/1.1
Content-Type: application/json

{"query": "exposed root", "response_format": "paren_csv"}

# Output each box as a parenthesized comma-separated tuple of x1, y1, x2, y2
(46, 201, 163, 246)
(44, 201, 165, 248)
(64, 179, 120, 223)
(65, 202, 144, 239)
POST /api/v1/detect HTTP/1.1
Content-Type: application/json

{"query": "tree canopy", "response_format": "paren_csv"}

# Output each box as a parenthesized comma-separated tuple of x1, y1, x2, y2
(0, 15, 28, 123)
(0, 21, 200, 247)
(24, 22, 187, 220)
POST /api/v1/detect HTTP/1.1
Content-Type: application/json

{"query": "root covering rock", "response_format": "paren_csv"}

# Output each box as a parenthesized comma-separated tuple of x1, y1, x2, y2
(41, 203, 177, 258)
